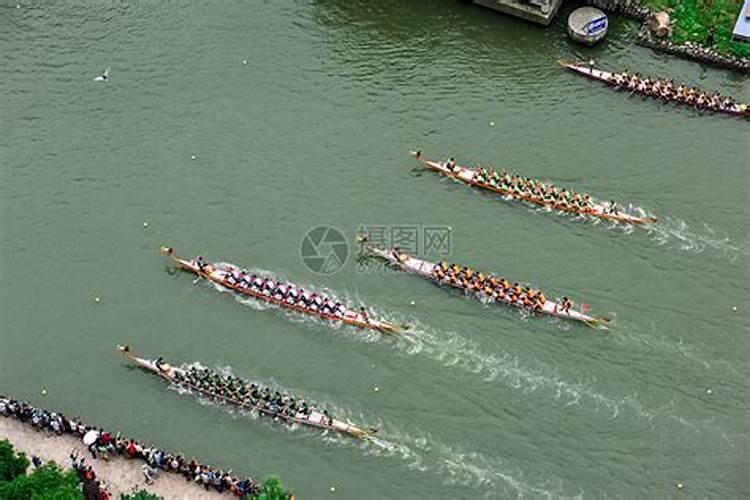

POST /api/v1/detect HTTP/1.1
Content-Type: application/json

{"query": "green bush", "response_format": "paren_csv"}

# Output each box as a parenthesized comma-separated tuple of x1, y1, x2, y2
(121, 490, 163, 500)
(256, 477, 293, 500)
(0, 440, 82, 499)
(0, 440, 29, 484)
(0, 463, 82, 499)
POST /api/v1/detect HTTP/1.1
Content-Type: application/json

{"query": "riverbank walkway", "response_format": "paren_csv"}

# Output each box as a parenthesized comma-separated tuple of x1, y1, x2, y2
(0, 417, 227, 499)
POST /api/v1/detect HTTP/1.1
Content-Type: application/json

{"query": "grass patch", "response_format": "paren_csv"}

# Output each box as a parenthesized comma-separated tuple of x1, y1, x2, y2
(642, 0, 750, 58)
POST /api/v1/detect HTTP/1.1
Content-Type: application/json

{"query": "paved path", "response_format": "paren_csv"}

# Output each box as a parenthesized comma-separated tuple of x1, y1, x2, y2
(0, 417, 227, 499)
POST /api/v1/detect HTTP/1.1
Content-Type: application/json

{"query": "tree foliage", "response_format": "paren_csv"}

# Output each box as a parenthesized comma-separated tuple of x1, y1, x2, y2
(120, 490, 163, 500)
(0, 440, 29, 484)
(0, 440, 82, 499)
(255, 477, 293, 500)
(0, 463, 81, 499)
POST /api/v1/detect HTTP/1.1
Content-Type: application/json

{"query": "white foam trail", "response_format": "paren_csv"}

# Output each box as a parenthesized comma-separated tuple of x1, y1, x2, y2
(611, 321, 714, 370)
(190, 271, 728, 438)
(373, 319, 734, 438)
(647, 217, 745, 261)
(167, 362, 570, 497)
(309, 398, 573, 498)
(360, 427, 577, 499)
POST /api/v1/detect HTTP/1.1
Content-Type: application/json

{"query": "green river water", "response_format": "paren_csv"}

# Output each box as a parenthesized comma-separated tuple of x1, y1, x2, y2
(1, 1, 748, 498)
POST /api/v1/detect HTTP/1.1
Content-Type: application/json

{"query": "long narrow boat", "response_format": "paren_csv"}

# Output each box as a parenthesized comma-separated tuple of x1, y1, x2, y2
(560, 60, 750, 118)
(118, 345, 377, 439)
(160, 247, 404, 334)
(359, 237, 610, 327)
(411, 152, 656, 225)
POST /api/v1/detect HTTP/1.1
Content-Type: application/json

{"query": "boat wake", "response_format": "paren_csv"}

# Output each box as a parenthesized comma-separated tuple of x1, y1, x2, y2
(166, 362, 571, 497)
(372, 319, 731, 439)
(193, 271, 727, 441)
(646, 217, 745, 261)
(370, 433, 575, 499)
(296, 397, 576, 498)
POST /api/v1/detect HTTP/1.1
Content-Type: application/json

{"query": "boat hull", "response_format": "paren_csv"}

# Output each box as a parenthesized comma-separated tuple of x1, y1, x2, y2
(360, 239, 609, 327)
(412, 153, 656, 225)
(117, 346, 375, 439)
(161, 247, 403, 334)
(561, 61, 750, 118)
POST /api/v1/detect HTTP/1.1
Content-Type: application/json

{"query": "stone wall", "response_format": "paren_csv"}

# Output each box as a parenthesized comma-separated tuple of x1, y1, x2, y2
(582, 0, 650, 20)
(635, 27, 750, 72)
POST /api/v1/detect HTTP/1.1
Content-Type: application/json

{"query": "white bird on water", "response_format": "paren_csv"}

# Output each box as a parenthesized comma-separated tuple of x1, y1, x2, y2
(94, 67, 110, 82)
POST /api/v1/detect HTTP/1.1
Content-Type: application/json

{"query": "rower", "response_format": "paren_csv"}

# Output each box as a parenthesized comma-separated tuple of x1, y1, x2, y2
(241, 273, 253, 288)
(311, 293, 323, 310)
(434, 266, 445, 280)
(321, 299, 333, 314)
(522, 295, 532, 308)
(333, 301, 344, 317)
(607, 200, 618, 215)
(487, 168, 498, 187)
(195, 256, 206, 270)
(565, 297, 574, 313)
